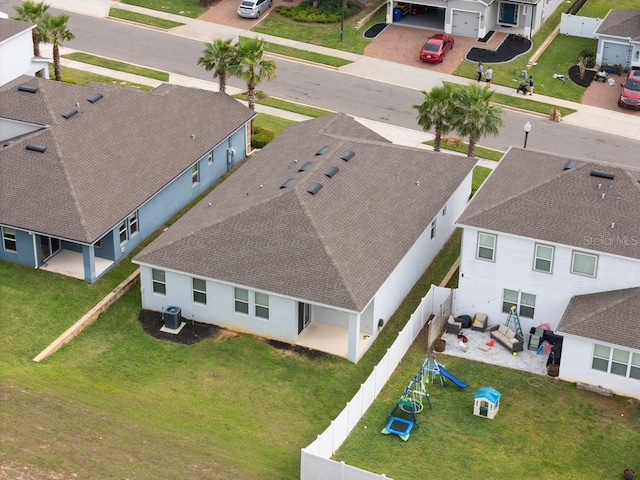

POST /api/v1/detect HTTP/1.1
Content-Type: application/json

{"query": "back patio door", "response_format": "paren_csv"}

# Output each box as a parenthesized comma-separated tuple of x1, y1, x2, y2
(298, 302, 311, 334)
(40, 235, 61, 261)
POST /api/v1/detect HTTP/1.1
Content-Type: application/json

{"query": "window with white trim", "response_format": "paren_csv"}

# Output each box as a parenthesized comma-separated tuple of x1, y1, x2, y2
(2, 226, 17, 252)
(442, 204, 447, 216)
(118, 210, 139, 244)
(255, 292, 269, 319)
(192, 278, 207, 304)
(533, 244, 554, 273)
(502, 289, 536, 318)
(592, 345, 640, 380)
(191, 163, 200, 185)
(234, 287, 249, 314)
(207, 151, 213, 164)
(571, 251, 598, 277)
(477, 232, 496, 261)
(152, 269, 166, 295)
(430, 219, 437, 240)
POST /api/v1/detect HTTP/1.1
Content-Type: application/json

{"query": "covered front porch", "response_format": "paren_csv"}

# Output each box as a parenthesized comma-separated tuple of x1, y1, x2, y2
(40, 249, 113, 281)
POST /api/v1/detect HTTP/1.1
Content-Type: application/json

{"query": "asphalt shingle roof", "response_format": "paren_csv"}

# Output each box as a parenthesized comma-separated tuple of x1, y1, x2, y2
(595, 10, 640, 41)
(0, 18, 33, 44)
(456, 148, 640, 260)
(134, 113, 476, 311)
(557, 287, 640, 350)
(0, 76, 255, 243)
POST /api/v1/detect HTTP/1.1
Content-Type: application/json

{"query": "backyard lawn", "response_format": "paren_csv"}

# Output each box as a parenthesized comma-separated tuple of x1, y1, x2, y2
(334, 335, 640, 479)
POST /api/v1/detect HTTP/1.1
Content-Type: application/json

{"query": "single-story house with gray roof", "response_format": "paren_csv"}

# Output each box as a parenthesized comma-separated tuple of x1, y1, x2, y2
(455, 148, 640, 397)
(0, 76, 255, 282)
(134, 113, 476, 363)
(556, 287, 640, 399)
(594, 10, 640, 70)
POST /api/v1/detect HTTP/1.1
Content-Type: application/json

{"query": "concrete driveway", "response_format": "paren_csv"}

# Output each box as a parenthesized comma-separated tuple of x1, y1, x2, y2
(198, 0, 301, 31)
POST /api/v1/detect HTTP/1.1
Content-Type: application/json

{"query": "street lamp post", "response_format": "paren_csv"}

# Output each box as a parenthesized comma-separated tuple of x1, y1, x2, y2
(523, 121, 532, 149)
(340, 0, 345, 42)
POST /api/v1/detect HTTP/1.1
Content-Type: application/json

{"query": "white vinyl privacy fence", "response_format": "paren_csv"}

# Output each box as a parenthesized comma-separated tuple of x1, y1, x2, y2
(300, 286, 453, 480)
(559, 13, 602, 38)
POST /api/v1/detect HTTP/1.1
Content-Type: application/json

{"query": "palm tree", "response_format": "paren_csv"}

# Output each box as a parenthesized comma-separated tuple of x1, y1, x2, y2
(12, 0, 50, 57)
(41, 13, 75, 82)
(197, 39, 236, 94)
(228, 37, 277, 111)
(450, 83, 504, 158)
(412, 83, 454, 152)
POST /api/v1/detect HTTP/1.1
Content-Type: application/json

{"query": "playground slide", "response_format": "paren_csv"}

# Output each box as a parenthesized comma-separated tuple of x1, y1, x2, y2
(438, 365, 467, 389)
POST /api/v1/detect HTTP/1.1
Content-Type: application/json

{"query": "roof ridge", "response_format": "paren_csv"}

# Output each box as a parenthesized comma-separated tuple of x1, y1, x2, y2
(293, 187, 360, 310)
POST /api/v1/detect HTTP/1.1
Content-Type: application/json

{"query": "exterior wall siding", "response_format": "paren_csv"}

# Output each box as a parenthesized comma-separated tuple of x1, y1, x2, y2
(0, 30, 33, 87)
(559, 335, 640, 399)
(0, 227, 35, 267)
(456, 227, 640, 333)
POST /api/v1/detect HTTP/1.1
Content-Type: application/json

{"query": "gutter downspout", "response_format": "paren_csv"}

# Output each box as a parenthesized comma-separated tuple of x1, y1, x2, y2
(30, 232, 38, 269)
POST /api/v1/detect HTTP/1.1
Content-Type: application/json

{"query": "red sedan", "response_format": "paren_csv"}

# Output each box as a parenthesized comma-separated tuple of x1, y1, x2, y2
(419, 33, 455, 63)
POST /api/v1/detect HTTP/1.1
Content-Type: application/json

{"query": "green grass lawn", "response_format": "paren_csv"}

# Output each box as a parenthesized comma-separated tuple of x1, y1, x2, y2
(51, 64, 154, 91)
(120, 0, 206, 18)
(109, 7, 185, 29)
(253, 0, 386, 54)
(334, 346, 640, 479)
(257, 38, 353, 67)
(62, 52, 170, 82)
(579, 0, 639, 18)
(234, 92, 333, 117)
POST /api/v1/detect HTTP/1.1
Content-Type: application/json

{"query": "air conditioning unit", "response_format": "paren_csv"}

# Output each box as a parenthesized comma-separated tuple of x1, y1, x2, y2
(164, 306, 181, 329)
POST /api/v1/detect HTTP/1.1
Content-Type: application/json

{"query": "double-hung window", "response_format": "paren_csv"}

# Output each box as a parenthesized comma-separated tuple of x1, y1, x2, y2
(533, 244, 554, 273)
(502, 289, 536, 318)
(191, 163, 200, 185)
(571, 251, 597, 277)
(592, 345, 640, 380)
(430, 219, 437, 240)
(193, 278, 207, 304)
(234, 288, 249, 314)
(119, 210, 140, 244)
(477, 232, 496, 261)
(152, 269, 166, 295)
(255, 292, 269, 319)
(2, 226, 17, 252)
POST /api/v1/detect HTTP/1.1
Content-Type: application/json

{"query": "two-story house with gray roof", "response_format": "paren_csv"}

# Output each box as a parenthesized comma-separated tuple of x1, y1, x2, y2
(456, 148, 640, 398)
(0, 16, 49, 86)
(134, 113, 476, 363)
(0, 76, 255, 282)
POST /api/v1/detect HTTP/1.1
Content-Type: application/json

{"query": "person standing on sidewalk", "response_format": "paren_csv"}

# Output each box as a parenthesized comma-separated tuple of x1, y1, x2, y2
(485, 66, 493, 87)
(477, 62, 483, 82)
(529, 76, 534, 95)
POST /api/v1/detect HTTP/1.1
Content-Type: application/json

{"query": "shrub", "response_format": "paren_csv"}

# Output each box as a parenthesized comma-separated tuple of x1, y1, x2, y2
(579, 47, 596, 69)
(275, 0, 362, 23)
(252, 126, 275, 148)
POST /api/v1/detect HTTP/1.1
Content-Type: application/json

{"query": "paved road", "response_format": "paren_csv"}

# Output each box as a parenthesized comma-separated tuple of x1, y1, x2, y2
(2, 0, 640, 164)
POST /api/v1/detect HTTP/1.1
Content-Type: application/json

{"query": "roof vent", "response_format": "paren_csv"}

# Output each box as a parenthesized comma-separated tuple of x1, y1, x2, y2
(299, 161, 314, 172)
(315, 145, 331, 156)
(324, 166, 339, 178)
(280, 178, 295, 189)
(341, 150, 355, 162)
(307, 182, 322, 195)
(25, 144, 46, 153)
(87, 92, 104, 103)
(18, 84, 39, 93)
(563, 160, 575, 170)
(61, 108, 78, 119)
(590, 170, 614, 180)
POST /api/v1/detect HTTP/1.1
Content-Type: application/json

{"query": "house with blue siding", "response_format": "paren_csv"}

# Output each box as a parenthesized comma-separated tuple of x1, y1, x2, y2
(0, 76, 255, 282)
(134, 113, 476, 363)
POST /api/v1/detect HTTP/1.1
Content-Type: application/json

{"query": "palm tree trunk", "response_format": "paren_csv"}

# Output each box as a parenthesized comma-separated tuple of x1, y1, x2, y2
(219, 73, 226, 94)
(53, 44, 61, 81)
(32, 30, 40, 57)
(247, 83, 255, 111)
(467, 137, 477, 158)
(434, 125, 442, 152)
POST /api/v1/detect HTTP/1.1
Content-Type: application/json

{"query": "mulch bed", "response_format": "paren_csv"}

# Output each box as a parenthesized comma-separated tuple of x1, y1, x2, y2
(466, 33, 532, 63)
(478, 30, 494, 43)
(138, 309, 220, 345)
(568, 65, 596, 88)
(363, 23, 387, 39)
(137, 310, 331, 359)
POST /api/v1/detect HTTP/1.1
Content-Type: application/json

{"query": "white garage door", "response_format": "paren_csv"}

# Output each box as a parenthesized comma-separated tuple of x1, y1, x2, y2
(602, 42, 632, 67)
(452, 10, 479, 37)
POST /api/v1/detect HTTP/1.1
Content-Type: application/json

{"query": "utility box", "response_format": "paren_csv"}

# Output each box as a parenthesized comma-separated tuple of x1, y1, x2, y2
(164, 306, 181, 329)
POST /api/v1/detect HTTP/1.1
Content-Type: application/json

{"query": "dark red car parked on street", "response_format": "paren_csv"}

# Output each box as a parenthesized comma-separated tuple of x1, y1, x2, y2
(419, 33, 455, 63)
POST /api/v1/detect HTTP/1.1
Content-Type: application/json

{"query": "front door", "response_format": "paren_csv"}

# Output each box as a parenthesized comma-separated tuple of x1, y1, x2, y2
(298, 302, 311, 334)
(40, 236, 61, 261)
(499, 2, 518, 25)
